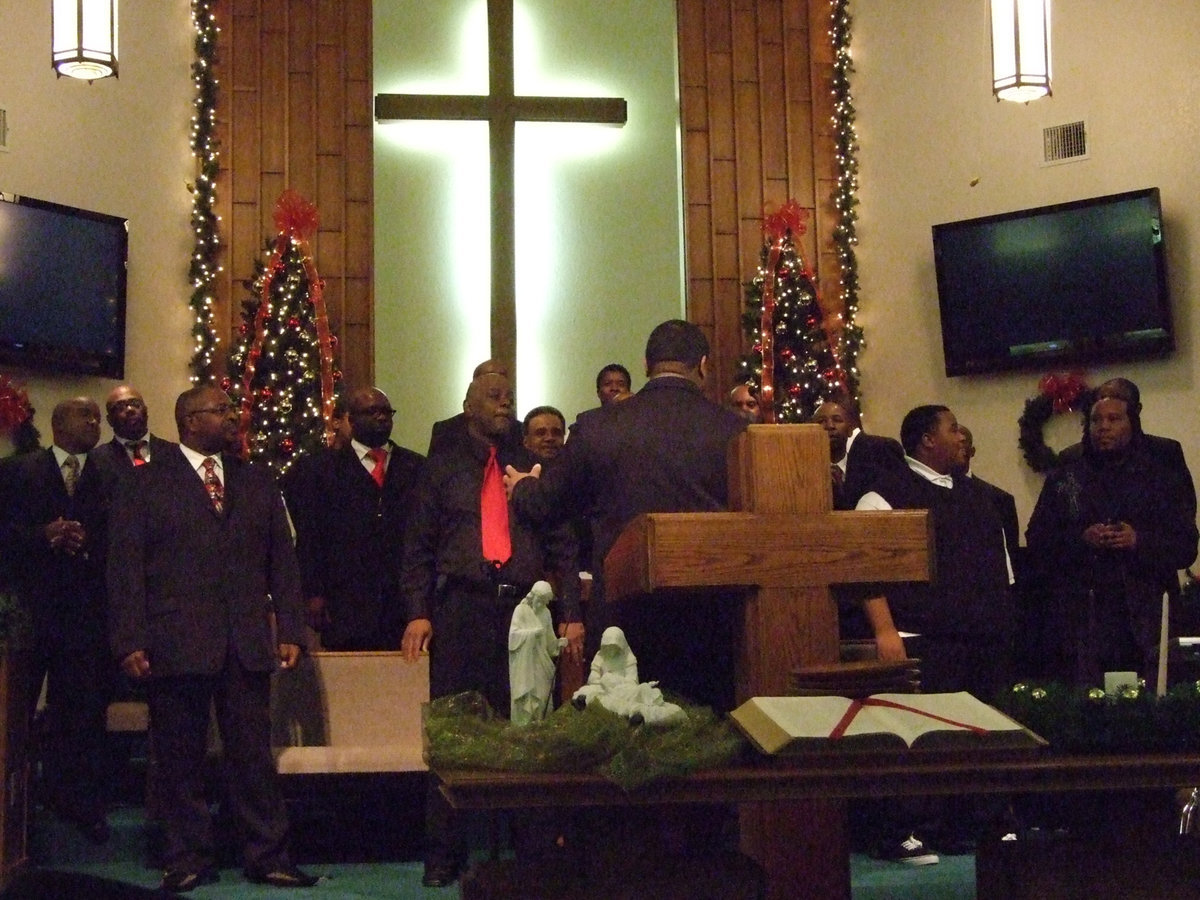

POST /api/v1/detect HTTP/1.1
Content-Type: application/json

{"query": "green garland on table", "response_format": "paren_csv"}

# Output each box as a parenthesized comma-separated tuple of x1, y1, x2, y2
(994, 680, 1200, 754)
(424, 692, 747, 792)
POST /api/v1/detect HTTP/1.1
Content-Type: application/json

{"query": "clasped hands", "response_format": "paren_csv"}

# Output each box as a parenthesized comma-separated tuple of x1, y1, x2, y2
(45, 517, 86, 555)
(1083, 520, 1137, 551)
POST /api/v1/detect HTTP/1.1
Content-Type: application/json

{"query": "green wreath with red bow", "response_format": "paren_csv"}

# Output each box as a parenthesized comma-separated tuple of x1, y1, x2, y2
(1018, 372, 1090, 473)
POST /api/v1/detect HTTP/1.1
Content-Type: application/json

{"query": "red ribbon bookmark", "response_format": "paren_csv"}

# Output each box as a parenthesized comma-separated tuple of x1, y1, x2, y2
(828, 697, 990, 740)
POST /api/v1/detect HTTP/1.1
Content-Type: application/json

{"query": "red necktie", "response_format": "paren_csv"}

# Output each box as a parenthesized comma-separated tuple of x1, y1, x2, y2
(129, 440, 147, 466)
(480, 445, 511, 565)
(831, 464, 845, 488)
(202, 457, 224, 514)
(368, 447, 387, 488)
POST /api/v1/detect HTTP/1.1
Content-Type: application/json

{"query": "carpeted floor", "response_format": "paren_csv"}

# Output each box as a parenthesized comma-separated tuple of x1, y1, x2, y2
(20, 798, 977, 899)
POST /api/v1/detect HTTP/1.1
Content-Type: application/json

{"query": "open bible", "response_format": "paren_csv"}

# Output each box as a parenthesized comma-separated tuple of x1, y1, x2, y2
(730, 691, 1045, 755)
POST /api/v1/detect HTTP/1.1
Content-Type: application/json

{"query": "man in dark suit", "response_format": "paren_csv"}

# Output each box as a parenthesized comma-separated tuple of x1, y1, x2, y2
(811, 396, 906, 511)
(88, 384, 176, 842)
(290, 386, 423, 650)
(506, 319, 748, 712)
(90, 385, 176, 501)
(1058, 377, 1196, 520)
(4, 397, 111, 843)
(107, 386, 316, 893)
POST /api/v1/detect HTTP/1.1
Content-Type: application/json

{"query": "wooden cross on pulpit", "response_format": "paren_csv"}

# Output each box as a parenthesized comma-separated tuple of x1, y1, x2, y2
(604, 424, 933, 900)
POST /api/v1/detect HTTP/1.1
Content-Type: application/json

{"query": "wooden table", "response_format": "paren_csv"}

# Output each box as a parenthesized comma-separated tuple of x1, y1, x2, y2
(436, 750, 1200, 899)
(435, 750, 1200, 809)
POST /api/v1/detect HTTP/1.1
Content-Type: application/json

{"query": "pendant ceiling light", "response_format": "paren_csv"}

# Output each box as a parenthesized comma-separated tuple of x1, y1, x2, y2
(52, 0, 118, 82)
(991, 0, 1050, 102)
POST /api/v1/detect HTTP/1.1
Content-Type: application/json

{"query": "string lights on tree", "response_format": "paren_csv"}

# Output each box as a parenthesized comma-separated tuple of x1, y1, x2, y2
(226, 191, 340, 475)
(736, 3, 864, 423)
(189, 0, 221, 382)
(737, 201, 848, 424)
(829, 0, 864, 410)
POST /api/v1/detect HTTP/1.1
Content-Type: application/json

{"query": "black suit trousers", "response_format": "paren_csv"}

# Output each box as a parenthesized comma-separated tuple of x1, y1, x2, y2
(147, 654, 290, 874)
(28, 602, 113, 825)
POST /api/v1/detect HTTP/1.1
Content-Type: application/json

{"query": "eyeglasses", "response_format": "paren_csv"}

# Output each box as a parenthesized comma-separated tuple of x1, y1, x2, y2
(188, 404, 235, 417)
(110, 399, 146, 412)
(355, 406, 396, 418)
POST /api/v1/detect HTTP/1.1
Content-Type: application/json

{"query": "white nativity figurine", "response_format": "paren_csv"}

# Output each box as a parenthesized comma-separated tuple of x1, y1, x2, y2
(508, 580, 566, 726)
(571, 626, 685, 727)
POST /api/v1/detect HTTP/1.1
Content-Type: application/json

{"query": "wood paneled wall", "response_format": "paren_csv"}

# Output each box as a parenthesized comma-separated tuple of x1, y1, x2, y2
(213, 0, 374, 388)
(677, 0, 839, 402)
(213, 1, 837, 396)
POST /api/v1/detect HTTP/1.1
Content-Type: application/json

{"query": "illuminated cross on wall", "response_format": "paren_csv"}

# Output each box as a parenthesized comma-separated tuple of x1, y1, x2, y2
(374, 0, 628, 379)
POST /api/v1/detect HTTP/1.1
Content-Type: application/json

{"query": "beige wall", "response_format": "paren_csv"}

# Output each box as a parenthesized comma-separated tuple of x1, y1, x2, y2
(853, 0, 1200, 541)
(0, 1, 194, 445)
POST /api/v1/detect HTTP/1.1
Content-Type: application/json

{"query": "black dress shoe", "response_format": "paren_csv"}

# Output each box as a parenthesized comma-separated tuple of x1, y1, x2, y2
(421, 863, 461, 888)
(160, 869, 219, 893)
(244, 865, 319, 888)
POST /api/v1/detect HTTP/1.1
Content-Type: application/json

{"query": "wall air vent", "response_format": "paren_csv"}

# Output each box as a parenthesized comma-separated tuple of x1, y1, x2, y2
(1043, 120, 1087, 165)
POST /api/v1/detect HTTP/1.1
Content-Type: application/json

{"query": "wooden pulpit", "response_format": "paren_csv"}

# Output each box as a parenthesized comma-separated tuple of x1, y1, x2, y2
(605, 425, 933, 900)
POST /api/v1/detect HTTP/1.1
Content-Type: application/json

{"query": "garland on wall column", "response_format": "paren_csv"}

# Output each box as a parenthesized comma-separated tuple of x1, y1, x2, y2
(829, 0, 864, 410)
(188, 0, 221, 382)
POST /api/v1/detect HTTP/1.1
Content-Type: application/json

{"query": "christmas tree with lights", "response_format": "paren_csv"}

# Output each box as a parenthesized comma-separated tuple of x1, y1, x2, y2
(226, 190, 339, 475)
(736, 201, 850, 423)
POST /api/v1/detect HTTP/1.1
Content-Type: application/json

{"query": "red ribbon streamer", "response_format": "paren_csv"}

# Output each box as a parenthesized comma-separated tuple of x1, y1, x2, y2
(758, 243, 780, 425)
(828, 697, 990, 740)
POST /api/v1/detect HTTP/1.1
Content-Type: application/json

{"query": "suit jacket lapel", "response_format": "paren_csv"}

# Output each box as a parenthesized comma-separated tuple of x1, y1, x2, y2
(41, 448, 70, 505)
(215, 453, 239, 519)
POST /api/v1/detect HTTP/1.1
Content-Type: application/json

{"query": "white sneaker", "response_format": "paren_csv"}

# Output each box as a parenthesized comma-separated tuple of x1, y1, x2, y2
(883, 834, 940, 866)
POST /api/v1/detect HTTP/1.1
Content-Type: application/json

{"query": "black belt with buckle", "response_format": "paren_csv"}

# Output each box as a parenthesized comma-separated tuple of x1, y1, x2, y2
(441, 576, 532, 606)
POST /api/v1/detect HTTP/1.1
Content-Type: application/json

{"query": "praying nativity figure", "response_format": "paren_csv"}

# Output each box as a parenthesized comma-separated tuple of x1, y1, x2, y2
(508, 580, 565, 725)
(572, 626, 685, 726)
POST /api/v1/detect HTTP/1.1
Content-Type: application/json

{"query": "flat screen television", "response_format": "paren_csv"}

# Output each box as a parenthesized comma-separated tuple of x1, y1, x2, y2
(932, 187, 1172, 377)
(0, 191, 128, 378)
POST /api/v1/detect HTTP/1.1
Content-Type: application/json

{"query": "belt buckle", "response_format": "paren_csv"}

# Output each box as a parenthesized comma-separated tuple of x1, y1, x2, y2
(496, 583, 522, 602)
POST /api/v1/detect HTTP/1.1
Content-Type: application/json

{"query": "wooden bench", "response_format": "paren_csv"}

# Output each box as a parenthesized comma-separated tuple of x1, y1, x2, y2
(102, 650, 430, 776)
(270, 650, 429, 774)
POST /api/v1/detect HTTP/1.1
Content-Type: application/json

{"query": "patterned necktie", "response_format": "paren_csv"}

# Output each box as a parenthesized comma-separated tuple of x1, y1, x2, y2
(128, 440, 148, 466)
(62, 455, 80, 497)
(480, 445, 511, 566)
(202, 457, 224, 514)
(367, 446, 387, 488)
(831, 464, 845, 488)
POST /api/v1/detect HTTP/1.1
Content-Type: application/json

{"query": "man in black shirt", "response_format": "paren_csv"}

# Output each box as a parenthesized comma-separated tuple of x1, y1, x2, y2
(400, 370, 583, 888)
